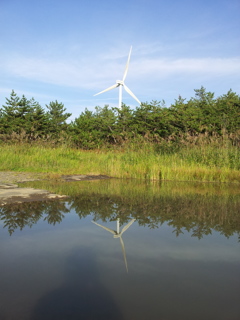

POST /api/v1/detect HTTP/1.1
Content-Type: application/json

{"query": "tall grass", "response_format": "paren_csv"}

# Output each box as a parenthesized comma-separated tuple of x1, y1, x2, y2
(0, 141, 239, 183)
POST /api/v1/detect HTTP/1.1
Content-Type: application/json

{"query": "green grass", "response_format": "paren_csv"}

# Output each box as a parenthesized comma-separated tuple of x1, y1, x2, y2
(0, 143, 239, 183)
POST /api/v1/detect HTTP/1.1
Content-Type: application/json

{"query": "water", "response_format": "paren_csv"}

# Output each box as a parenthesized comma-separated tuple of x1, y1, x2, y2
(0, 180, 239, 320)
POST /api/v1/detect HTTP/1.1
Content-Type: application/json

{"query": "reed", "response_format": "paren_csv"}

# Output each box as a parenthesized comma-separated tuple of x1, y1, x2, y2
(0, 142, 239, 183)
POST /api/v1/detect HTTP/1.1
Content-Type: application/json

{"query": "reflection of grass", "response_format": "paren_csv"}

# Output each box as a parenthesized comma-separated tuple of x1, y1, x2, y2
(22, 178, 240, 199)
(0, 144, 239, 183)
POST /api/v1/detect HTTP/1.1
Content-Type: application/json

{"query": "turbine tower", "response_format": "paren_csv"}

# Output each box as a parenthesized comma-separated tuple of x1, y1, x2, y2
(94, 46, 141, 108)
(92, 218, 136, 272)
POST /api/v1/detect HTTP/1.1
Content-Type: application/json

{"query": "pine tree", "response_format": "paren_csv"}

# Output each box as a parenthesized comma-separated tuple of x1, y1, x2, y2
(1, 90, 22, 133)
(46, 100, 72, 136)
(0, 90, 49, 137)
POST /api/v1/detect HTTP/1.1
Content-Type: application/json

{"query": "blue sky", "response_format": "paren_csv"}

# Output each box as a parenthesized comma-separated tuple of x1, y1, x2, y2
(1, 0, 239, 121)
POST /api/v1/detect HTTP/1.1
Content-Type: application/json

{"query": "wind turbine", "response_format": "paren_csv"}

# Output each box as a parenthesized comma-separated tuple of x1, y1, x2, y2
(92, 218, 136, 272)
(94, 46, 141, 108)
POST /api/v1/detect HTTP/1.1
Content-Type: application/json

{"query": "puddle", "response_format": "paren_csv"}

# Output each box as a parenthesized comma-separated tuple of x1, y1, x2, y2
(0, 180, 239, 320)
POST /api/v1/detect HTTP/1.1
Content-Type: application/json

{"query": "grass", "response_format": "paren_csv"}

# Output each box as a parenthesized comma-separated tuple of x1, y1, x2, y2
(0, 142, 239, 183)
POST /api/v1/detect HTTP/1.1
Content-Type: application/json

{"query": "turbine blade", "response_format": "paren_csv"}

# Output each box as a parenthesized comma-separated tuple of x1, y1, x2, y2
(94, 83, 118, 96)
(123, 84, 141, 105)
(119, 236, 128, 273)
(92, 221, 117, 235)
(122, 46, 132, 82)
(121, 219, 136, 234)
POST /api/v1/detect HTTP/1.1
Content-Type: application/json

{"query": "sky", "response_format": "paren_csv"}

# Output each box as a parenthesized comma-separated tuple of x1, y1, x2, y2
(0, 0, 240, 121)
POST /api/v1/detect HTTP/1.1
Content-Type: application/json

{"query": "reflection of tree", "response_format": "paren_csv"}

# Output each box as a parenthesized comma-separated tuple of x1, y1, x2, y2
(191, 222, 212, 239)
(1, 190, 240, 240)
(0, 200, 70, 235)
(43, 201, 69, 225)
(70, 192, 240, 240)
(0, 202, 44, 235)
(70, 195, 120, 222)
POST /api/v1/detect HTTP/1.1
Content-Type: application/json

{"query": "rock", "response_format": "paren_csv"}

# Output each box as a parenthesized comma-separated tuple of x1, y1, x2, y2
(0, 183, 18, 189)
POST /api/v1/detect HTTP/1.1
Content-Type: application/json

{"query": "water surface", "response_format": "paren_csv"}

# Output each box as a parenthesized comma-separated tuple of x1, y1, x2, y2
(0, 180, 239, 320)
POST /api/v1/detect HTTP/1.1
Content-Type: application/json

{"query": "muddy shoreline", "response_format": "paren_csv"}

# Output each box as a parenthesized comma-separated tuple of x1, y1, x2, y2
(0, 172, 110, 205)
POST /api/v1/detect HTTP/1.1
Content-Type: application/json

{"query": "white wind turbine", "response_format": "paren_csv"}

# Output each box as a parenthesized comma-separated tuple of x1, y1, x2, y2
(94, 46, 141, 108)
(92, 218, 136, 272)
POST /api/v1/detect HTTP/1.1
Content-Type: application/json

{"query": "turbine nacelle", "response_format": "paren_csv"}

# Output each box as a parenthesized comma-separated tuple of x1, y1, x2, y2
(116, 80, 124, 86)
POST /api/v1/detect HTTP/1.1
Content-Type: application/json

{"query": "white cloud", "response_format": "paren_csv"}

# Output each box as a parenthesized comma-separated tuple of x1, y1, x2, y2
(2, 53, 240, 92)
(132, 57, 240, 77)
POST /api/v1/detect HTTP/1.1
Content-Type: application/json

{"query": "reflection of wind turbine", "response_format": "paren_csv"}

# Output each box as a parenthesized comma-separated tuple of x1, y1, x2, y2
(92, 218, 135, 272)
(94, 46, 141, 108)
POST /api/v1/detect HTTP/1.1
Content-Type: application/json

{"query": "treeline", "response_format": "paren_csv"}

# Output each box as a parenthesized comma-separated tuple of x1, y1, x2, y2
(0, 87, 239, 148)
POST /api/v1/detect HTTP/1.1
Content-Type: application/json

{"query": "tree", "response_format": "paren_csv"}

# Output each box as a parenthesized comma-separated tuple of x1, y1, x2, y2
(1, 91, 35, 134)
(169, 88, 217, 134)
(114, 104, 134, 140)
(131, 100, 172, 138)
(28, 101, 49, 138)
(70, 105, 117, 149)
(0, 90, 50, 138)
(45, 101, 71, 136)
(193, 86, 215, 105)
(215, 90, 240, 133)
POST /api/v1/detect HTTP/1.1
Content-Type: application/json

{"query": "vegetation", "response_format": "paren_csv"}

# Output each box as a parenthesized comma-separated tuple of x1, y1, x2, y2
(0, 143, 239, 182)
(0, 90, 71, 142)
(0, 88, 239, 182)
